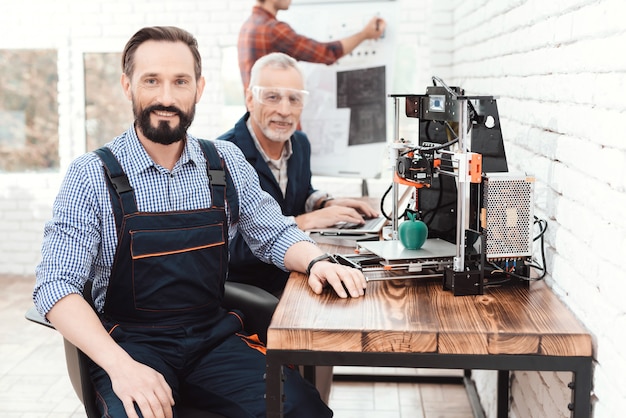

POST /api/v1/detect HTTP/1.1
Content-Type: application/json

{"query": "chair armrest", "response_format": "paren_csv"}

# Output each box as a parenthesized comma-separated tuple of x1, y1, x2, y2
(25, 306, 54, 329)
(222, 282, 279, 344)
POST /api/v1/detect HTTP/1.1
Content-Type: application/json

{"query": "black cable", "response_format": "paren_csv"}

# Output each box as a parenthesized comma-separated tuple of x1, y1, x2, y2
(380, 184, 392, 220)
(487, 261, 542, 283)
(526, 216, 548, 279)
(485, 216, 548, 285)
(421, 137, 459, 152)
(380, 183, 408, 221)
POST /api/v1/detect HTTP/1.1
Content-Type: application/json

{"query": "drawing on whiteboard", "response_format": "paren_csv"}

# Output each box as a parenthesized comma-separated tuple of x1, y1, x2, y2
(337, 66, 386, 146)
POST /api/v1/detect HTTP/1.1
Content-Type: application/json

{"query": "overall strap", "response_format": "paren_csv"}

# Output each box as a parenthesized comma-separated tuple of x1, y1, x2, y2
(198, 139, 240, 224)
(93, 147, 138, 233)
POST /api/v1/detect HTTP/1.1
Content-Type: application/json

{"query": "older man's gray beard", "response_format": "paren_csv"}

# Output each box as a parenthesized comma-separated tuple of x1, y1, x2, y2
(259, 123, 296, 143)
(252, 115, 296, 143)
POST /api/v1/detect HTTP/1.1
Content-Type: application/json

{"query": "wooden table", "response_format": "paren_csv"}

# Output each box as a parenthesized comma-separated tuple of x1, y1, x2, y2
(265, 243, 593, 418)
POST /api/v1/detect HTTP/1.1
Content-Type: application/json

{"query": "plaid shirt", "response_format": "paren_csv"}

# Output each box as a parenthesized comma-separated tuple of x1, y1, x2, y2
(238, 6, 344, 90)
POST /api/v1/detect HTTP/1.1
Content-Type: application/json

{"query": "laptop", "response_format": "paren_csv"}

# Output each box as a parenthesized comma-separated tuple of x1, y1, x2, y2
(307, 215, 388, 236)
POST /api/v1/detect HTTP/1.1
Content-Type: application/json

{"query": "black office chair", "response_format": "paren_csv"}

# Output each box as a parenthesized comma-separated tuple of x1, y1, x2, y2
(26, 281, 279, 418)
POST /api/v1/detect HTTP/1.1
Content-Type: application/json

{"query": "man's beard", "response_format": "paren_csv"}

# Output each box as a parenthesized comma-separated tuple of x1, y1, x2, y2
(255, 116, 296, 143)
(134, 103, 195, 145)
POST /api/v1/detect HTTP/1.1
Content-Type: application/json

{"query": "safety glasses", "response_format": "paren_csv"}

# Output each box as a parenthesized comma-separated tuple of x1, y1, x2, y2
(250, 85, 309, 108)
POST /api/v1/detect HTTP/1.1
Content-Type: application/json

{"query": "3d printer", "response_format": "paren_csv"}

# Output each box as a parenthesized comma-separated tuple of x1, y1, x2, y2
(352, 77, 546, 296)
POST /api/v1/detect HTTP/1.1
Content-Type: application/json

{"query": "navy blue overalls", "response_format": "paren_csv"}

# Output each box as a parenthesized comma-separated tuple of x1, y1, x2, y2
(90, 140, 331, 418)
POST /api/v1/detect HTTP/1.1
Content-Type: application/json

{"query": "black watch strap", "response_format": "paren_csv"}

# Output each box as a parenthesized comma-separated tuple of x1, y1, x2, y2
(319, 197, 334, 209)
(305, 253, 338, 275)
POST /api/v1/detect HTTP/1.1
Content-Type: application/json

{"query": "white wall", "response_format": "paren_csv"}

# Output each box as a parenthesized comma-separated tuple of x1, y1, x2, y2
(1, 0, 625, 416)
(445, 0, 626, 417)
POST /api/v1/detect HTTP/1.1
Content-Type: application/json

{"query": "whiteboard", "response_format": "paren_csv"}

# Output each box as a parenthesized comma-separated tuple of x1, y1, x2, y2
(281, 0, 398, 178)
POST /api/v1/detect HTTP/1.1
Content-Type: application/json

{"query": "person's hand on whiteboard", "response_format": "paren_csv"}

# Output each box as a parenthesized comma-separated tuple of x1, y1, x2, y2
(339, 15, 387, 55)
(363, 15, 386, 40)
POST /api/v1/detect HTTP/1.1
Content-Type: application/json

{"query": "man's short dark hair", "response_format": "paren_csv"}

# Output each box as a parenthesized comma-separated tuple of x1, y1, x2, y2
(121, 26, 202, 80)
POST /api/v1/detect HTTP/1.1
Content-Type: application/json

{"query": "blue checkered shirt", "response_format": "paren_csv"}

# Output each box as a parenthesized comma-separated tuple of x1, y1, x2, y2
(34, 126, 312, 316)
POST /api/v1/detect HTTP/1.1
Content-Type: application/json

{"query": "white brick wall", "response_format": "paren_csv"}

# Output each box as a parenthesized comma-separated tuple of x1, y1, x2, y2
(447, 0, 626, 417)
(2, 0, 624, 416)
(0, 173, 62, 275)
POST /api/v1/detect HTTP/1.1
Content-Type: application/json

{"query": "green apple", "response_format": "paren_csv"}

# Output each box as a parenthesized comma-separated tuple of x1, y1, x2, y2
(398, 212, 428, 250)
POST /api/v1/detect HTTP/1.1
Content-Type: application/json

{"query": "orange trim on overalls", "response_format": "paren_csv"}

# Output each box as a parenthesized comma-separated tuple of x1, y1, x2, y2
(108, 324, 120, 335)
(237, 333, 267, 355)
(131, 242, 225, 260)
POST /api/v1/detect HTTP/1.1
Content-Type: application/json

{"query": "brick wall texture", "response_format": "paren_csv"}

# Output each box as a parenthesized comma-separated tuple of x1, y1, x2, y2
(1, 0, 624, 416)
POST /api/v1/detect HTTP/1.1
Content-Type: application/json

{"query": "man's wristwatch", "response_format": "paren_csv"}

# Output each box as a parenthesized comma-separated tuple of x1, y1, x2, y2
(305, 253, 339, 275)
(319, 196, 334, 209)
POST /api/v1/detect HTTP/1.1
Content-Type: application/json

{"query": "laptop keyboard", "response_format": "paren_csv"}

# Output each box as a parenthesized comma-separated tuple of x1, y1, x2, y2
(339, 217, 382, 230)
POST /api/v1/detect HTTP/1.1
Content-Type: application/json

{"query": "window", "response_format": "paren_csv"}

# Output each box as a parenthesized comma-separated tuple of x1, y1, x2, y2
(0, 49, 59, 171)
(84, 52, 133, 151)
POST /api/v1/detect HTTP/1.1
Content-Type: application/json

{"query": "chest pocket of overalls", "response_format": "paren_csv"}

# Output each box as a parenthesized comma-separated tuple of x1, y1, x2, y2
(130, 220, 226, 312)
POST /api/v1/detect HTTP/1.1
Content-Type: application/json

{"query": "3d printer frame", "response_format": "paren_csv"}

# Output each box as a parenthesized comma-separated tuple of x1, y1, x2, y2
(363, 77, 537, 295)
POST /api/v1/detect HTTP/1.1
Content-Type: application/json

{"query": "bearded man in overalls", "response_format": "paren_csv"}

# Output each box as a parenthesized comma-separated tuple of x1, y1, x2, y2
(34, 26, 366, 418)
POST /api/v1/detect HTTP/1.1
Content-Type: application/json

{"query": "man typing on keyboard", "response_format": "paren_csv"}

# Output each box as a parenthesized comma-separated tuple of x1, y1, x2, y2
(218, 52, 378, 296)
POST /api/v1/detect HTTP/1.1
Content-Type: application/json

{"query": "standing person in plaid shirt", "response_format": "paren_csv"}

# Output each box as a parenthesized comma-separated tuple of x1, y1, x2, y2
(238, 0, 386, 91)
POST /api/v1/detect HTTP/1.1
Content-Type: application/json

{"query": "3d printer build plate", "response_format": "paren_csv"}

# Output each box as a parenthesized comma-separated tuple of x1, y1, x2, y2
(359, 238, 457, 262)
